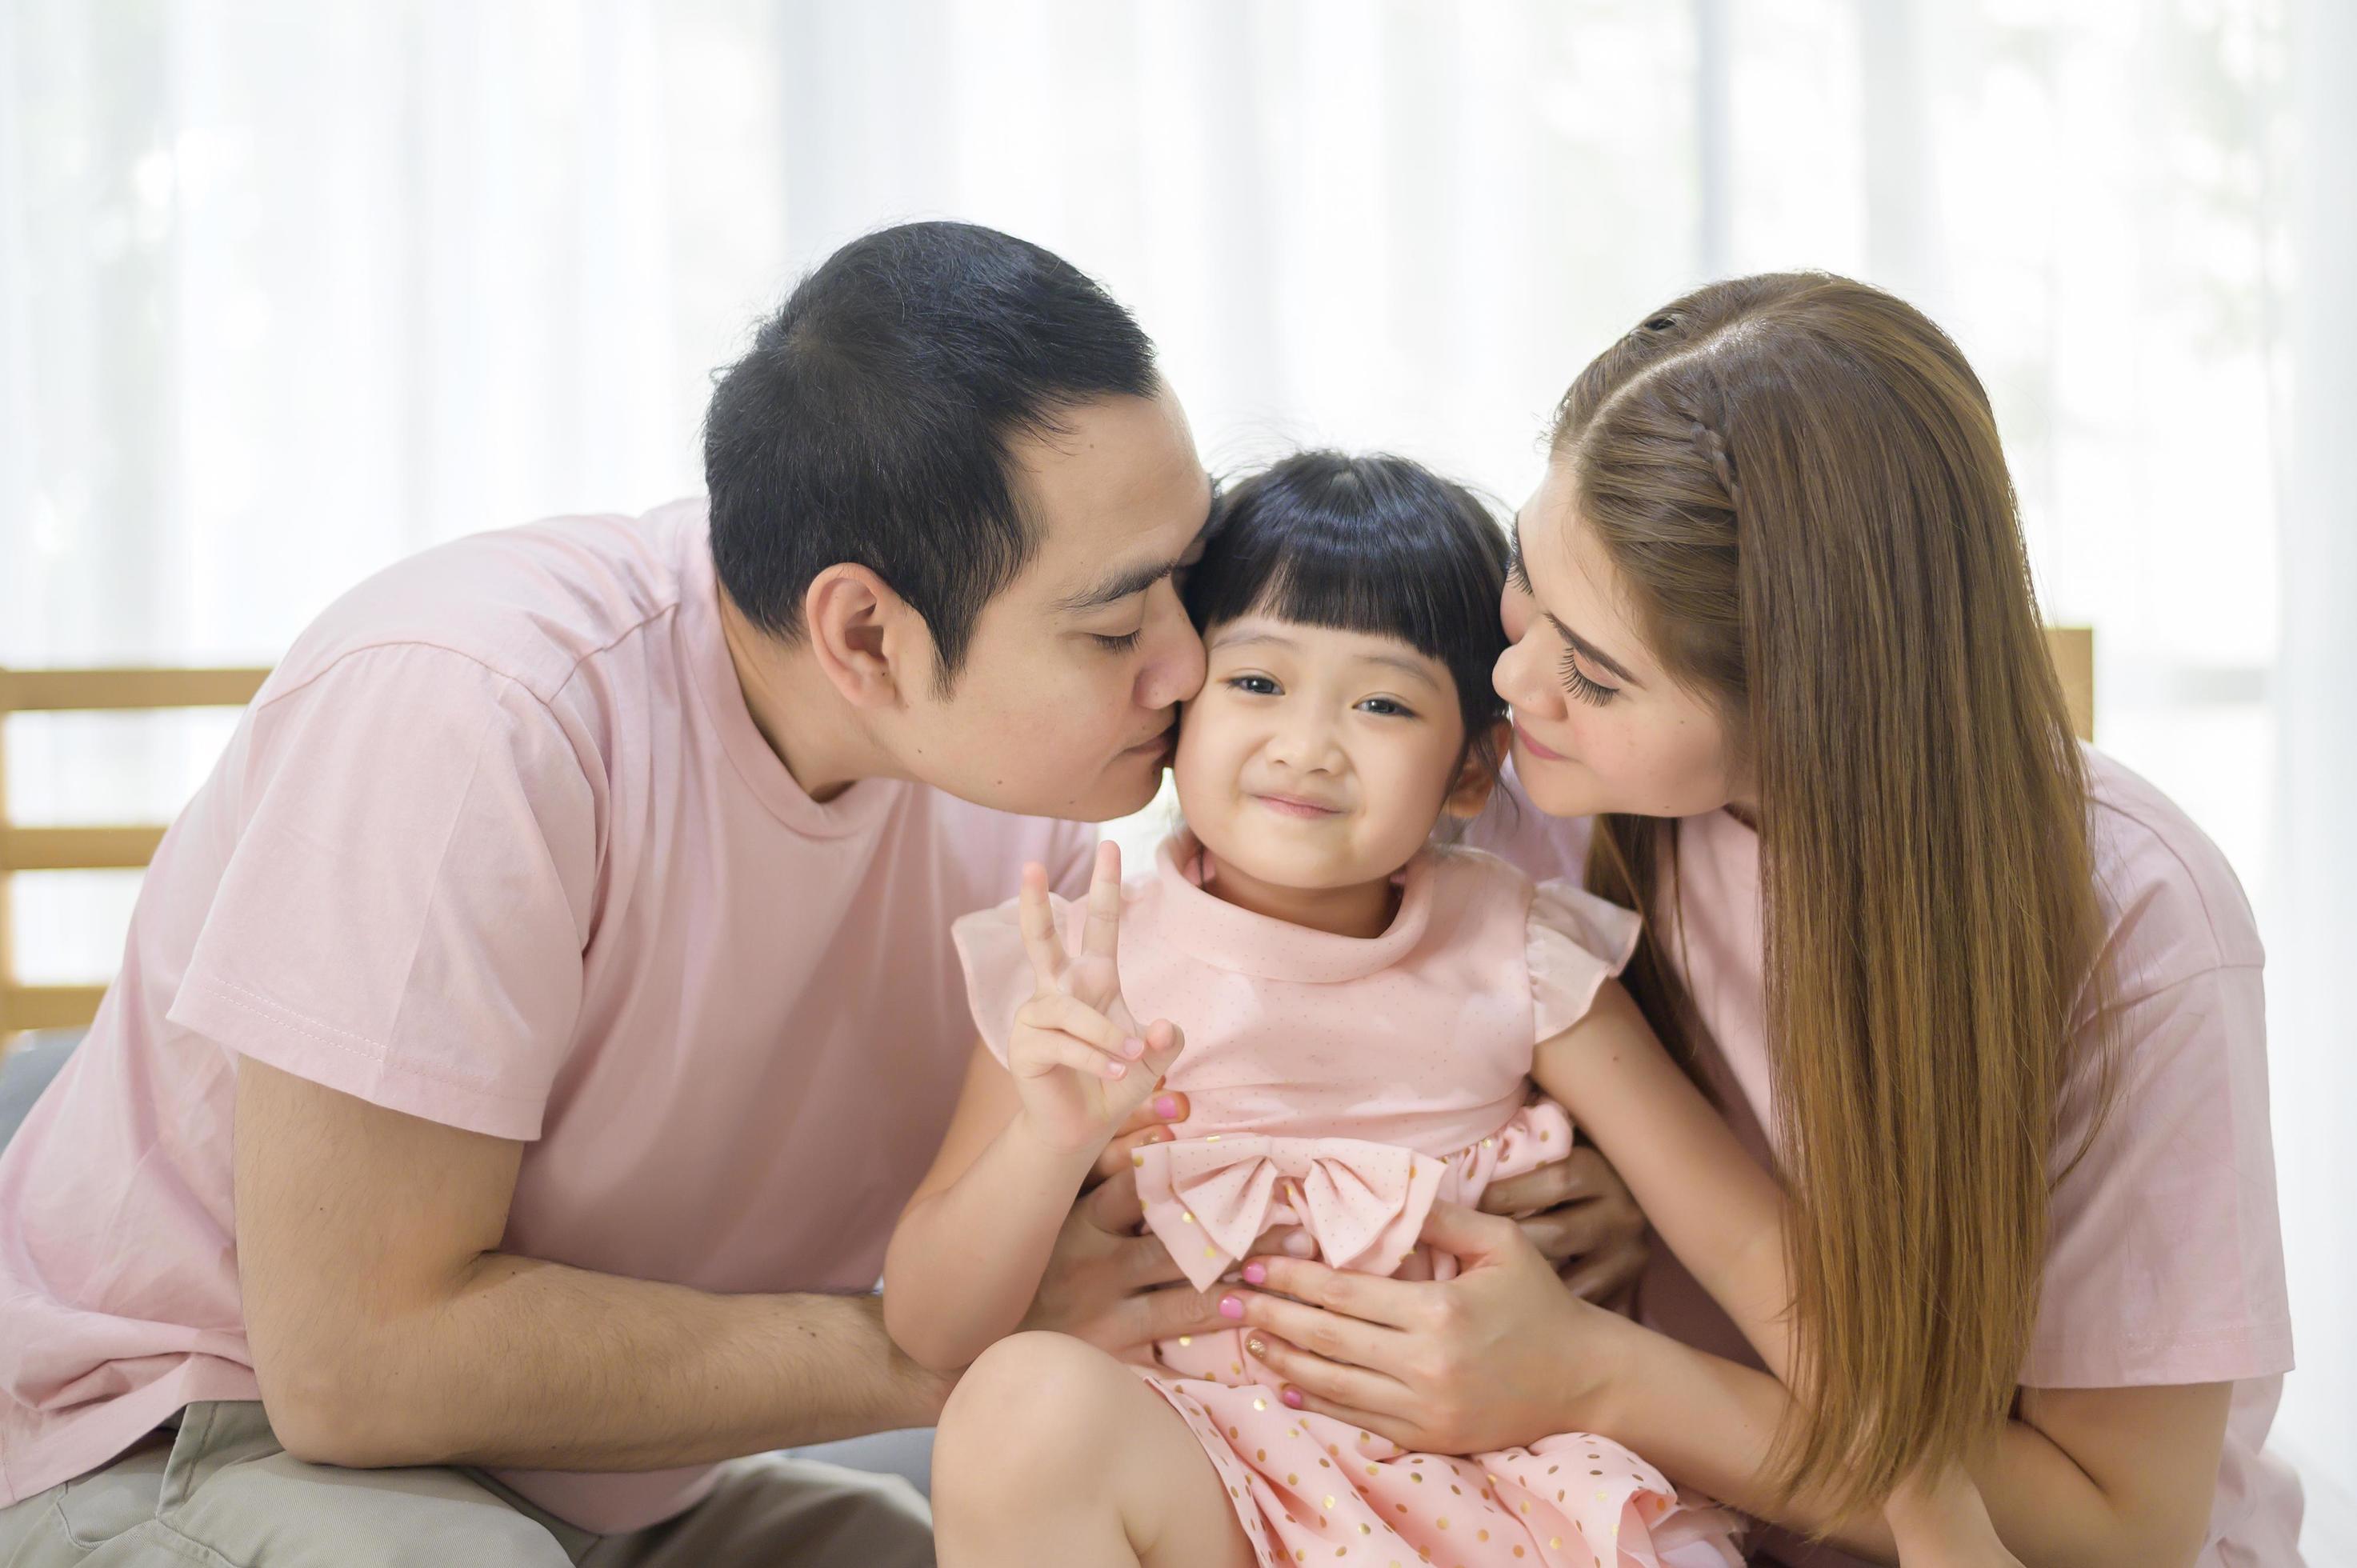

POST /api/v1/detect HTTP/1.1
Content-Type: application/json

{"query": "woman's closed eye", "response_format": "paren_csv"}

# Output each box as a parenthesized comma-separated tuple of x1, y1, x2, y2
(1560, 645, 1620, 706)
(1090, 628, 1143, 653)
(1505, 542, 1534, 595)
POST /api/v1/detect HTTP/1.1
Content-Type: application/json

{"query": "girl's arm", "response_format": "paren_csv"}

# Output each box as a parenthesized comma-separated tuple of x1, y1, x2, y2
(882, 843, 1182, 1374)
(1528, 979, 1789, 1369)
(884, 1043, 1106, 1372)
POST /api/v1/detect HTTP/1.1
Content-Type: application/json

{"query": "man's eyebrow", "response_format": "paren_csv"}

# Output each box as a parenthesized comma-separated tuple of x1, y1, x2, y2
(1511, 514, 1643, 689)
(1054, 478, 1220, 614)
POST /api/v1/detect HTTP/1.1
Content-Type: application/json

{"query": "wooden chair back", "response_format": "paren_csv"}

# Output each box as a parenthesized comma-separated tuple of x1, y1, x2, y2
(0, 667, 270, 1055)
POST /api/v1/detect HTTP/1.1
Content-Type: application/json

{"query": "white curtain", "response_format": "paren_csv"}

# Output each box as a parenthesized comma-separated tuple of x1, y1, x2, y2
(4, 0, 2348, 1542)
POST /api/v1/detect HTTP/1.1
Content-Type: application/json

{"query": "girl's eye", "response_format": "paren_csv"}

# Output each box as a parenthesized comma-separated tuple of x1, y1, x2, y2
(1357, 697, 1414, 718)
(1091, 630, 1143, 653)
(1227, 674, 1279, 695)
(1559, 645, 1621, 707)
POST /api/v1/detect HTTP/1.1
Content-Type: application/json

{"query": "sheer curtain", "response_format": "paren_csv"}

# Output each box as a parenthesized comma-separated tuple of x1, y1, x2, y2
(3, 0, 2347, 1542)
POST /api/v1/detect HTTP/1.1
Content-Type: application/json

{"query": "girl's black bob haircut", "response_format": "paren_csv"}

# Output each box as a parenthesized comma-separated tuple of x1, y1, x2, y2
(1183, 450, 1511, 766)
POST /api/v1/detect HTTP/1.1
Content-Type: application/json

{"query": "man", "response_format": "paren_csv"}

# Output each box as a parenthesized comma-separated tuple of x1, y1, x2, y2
(0, 222, 1638, 1565)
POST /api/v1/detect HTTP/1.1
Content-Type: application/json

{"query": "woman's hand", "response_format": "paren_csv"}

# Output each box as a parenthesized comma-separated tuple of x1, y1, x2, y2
(1006, 842, 1184, 1156)
(1224, 1201, 1642, 1455)
(1478, 1135, 1650, 1307)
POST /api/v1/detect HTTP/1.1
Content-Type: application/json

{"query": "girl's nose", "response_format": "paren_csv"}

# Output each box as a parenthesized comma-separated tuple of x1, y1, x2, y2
(1268, 709, 1345, 774)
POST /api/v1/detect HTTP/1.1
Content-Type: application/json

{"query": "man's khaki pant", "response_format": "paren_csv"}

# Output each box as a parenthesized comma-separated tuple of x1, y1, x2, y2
(0, 1402, 934, 1567)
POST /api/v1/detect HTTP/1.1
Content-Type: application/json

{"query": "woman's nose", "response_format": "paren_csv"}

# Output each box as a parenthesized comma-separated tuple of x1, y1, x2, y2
(1494, 601, 1551, 716)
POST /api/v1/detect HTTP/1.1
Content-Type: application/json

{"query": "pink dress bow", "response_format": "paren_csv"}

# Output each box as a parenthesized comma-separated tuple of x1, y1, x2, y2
(1134, 1133, 1451, 1291)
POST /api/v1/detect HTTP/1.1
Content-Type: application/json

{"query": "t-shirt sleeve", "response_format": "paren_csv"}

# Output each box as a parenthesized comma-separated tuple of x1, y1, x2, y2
(166, 645, 598, 1141)
(2022, 961, 2293, 1387)
(950, 892, 1080, 1069)
(1527, 878, 1644, 1040)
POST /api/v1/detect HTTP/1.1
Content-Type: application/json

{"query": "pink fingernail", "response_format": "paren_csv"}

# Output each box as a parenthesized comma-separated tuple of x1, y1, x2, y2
(1154, 1094, 1180, 1119)
(1122, 1037, 1147, 1058)
(1281, 1386, 1304, 1409)
(1105, 1062, 1126, 1079)
(1242, 1262, 1267, 1285)
(1219, 1295, 1243, 1320)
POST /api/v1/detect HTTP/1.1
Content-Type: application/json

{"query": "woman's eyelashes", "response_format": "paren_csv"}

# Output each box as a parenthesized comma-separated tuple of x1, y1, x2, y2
(1506, 546, 1533, 595)
(1559, 645, 1620, 706)
(1090, 628, 1144, 653)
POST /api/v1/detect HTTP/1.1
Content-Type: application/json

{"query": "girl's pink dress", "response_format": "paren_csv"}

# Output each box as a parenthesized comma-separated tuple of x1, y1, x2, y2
(954, 834, 1743, 1568)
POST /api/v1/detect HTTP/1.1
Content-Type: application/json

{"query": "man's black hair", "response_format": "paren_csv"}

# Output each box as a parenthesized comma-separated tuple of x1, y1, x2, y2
(704, 221, 1158, 682)
(1183, 450, 1511, 761)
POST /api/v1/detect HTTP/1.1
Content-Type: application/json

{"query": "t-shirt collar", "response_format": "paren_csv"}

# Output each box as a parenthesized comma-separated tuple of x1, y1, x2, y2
(1151, 830, 1434, 981)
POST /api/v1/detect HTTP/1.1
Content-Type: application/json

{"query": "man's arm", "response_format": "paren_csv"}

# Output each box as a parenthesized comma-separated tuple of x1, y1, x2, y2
(234, 1058, 950, 1470)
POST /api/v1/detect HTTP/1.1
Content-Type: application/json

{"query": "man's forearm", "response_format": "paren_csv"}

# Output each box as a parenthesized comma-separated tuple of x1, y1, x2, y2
(282, 1255, 946, 1471)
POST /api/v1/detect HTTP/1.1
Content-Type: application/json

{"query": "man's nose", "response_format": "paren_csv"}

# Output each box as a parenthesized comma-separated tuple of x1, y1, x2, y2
(1134, 582, 1205, 710)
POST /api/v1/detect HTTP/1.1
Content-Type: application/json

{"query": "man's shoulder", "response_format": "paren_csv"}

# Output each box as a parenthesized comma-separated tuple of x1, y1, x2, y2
(265, 498, 707, 710)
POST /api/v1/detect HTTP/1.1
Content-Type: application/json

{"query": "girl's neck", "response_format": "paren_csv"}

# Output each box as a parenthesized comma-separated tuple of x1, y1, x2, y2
(1195, 850, 1403, 939)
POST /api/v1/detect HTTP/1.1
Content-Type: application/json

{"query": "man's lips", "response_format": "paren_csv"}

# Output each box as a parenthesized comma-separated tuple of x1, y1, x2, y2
(1254, 792, 1343, 818)
(1122, 723, 1175, 756)
(1514, 723, 1569, 763)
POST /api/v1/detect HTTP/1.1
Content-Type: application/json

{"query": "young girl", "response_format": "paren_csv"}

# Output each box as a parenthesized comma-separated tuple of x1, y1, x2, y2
(884, 453, 2009, 1567)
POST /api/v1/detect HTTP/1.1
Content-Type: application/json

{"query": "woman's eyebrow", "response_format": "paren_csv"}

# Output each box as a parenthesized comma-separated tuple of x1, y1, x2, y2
(1511, 514, 1644, 689)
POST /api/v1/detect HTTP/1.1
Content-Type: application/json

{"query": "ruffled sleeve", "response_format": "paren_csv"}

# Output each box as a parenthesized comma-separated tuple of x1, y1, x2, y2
(1527, 878, 1645, 1039)
(950, 893, 1078, 1068)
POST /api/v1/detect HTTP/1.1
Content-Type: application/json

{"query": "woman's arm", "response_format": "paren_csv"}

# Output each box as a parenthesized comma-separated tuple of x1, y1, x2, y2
(1533, 982, 2025, 1558)
(1587, 1313, 2231, 1568)
(1226, 1207, 2231, 1567)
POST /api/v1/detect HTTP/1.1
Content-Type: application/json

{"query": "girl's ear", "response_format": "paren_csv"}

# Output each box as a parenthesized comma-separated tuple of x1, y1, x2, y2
(1442, 721, 1511, 820)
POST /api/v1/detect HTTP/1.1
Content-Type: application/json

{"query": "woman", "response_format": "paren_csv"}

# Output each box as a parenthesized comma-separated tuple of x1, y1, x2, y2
(1219, 274, 2296, 1566)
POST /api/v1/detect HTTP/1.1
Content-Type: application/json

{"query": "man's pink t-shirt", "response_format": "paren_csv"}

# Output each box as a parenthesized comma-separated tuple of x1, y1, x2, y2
(1468, 751, 2299, 1566)
(0, 499, 1094, 1533)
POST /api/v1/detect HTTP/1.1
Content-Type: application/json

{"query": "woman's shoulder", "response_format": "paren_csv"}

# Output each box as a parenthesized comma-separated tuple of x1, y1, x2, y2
(2081, 745, 2264, 1001)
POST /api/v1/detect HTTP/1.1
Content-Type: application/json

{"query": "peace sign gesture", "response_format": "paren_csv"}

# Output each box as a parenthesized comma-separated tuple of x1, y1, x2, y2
(1007, 840, 1186, 1156)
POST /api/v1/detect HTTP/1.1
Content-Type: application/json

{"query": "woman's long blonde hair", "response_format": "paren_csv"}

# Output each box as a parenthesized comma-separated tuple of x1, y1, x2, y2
(1557, 274, 2107, 1521)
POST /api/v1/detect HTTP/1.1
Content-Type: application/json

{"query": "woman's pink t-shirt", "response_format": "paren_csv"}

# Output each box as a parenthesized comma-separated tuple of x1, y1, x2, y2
(0, 501, 1094, 1533)
(1467, 750, 2299, 1566)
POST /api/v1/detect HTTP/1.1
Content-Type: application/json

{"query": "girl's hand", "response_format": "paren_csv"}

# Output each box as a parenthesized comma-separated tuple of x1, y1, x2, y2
(1007, 841, 1184, 1156)
(1223, 1201, 1639, 1455)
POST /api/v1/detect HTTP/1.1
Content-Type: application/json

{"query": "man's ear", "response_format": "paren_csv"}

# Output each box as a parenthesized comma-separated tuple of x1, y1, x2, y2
(802, 564, 930, 710)
(1442, 721, 1511, 821)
